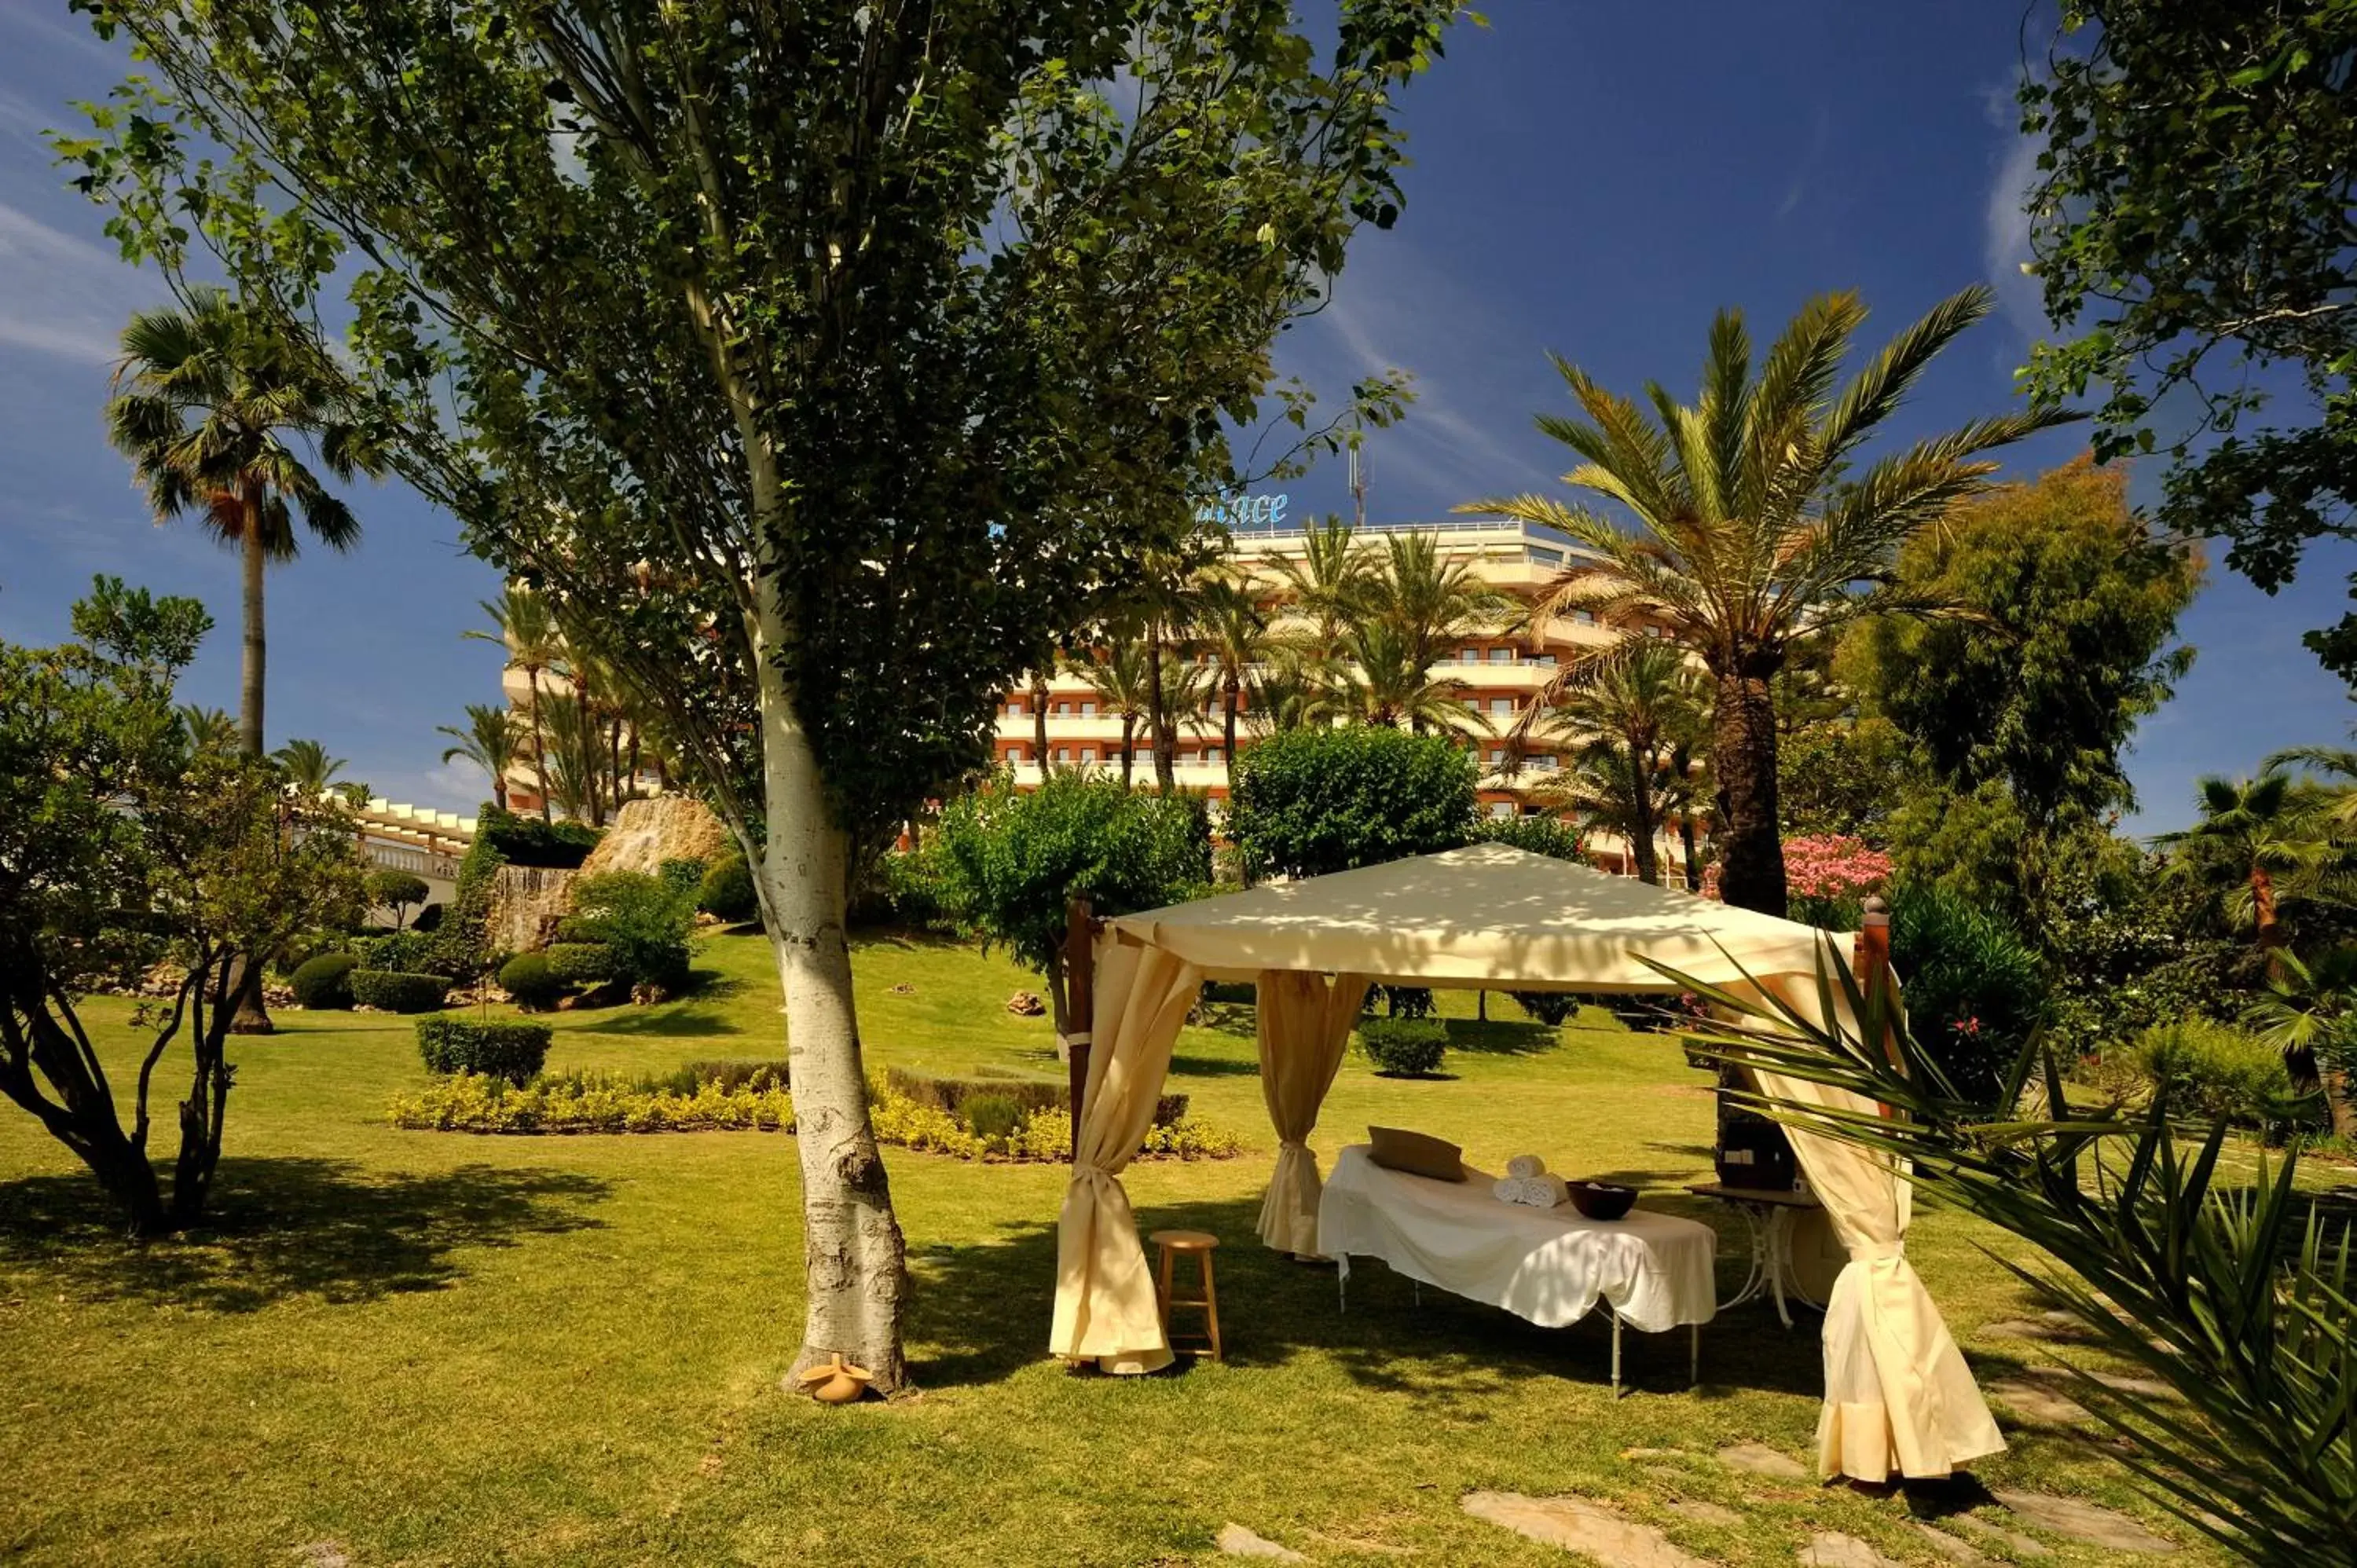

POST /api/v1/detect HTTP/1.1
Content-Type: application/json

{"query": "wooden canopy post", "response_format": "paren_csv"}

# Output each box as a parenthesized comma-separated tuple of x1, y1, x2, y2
(1853, 894, 1897, 1071)
(1065, 896, 1096, 1163)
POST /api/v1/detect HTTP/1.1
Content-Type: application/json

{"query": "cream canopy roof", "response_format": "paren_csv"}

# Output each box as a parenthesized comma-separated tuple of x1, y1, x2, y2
(1105, 841, 1842, 991)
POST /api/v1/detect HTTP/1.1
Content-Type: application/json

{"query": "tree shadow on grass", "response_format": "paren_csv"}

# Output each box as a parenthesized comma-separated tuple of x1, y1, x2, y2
(905, 1191, 1824, 1404)
(1168, 1053, 1263, 1079)
(0, 1157, 610, 1313)
(574, 1006, 741, 1039)
(1442, 1018, 1559, 1057)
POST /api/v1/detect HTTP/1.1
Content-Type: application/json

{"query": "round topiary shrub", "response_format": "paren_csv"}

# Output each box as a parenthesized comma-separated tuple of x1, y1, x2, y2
(545, 942, 614, 986)
(698, 852, 759, 923)
(498, 952, 566, 1012)
(1512, 991, 1579, 1027)
(416, 1016, 552, 1085)
(290, 951, 359, 1009)
(350, 969, 452, 1014)
(1359, 1017, 1447, 1077)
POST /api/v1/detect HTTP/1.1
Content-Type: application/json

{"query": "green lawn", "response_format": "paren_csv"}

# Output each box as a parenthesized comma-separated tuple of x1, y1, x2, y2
(0, 928, 2226, 1565)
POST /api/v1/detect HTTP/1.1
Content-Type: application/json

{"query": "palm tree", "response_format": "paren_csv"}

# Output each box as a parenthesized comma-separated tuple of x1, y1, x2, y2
(439, 703, 526, 811)
(177, 704, 236, 753)
(1131, 548, 1211, 794)
(273, 737, 346, 796)
(1312, 620, 1487, 735)
(2244, 945, 2357, 1140)
(1464, 286, 2071, 913)
(2264, 742, 2357, 834)
(1193, 572, 1274, 795)
(1526, 641, 1706, 885)
(1271, 515, 1373, 661)
(1361, 529, 1514, 676)
(2155, 771, 2330, 963)
(107, 287, 379, 758)
(1532, 746, 1658, 874)
(1080, 636, 1153, 789)
(537, 694, 608, 825)
(1245, 643, 1327, 738)
(467, 587, 563, 822)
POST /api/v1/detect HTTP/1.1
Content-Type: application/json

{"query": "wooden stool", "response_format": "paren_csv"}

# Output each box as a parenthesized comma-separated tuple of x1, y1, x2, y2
(1149, 1229, 1222, 1361)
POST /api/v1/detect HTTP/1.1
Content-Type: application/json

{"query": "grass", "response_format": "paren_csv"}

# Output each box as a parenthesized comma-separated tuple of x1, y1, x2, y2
(0, 926, 2244, 1566)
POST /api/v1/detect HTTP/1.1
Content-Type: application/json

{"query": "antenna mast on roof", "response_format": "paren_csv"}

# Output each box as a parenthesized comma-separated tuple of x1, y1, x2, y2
(1348, 420, 1368, 532)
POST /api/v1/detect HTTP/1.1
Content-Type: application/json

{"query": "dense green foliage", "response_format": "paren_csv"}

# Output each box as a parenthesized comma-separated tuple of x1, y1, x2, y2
(1358, 1017, 1447, 1077)
(695, 852, 758, 924)
(2019, 1, 2357, 678)
(657, 859, 707, 899)
(349, 969, 451, 1014)
(496, 952, 564, 1013)
(415, 1016, 552, 1086)
(1468, 813, 1586, 862)
(355, 929, 438, 976)
(428, 808, 507, 980)
(289, 951, 358, 1010)
(544, 943, 615, 987)
(564, 873, 695, 994)
(1509, 991, 1580, 1027)
(931, 772, 1210, 1007)
(2124, 1018, 2308, 1141)
(1886, 881, 2049, 1107)
(364, 868, 431, 929)
(1227, 727, 1476, 882)
(475, 808, 600, 870)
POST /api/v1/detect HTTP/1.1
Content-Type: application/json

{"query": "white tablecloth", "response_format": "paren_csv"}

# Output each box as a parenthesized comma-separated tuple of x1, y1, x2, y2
(1317, 1145, 1718, 1334)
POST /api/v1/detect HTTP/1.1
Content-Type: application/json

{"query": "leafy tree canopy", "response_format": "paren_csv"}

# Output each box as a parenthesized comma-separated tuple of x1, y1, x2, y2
(1227, 726, 1477, 882)
(2019, 1, 2357, 677)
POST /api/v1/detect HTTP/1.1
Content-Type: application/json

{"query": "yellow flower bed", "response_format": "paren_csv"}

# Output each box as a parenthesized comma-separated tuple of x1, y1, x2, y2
(388, 1072, 1240, 1161)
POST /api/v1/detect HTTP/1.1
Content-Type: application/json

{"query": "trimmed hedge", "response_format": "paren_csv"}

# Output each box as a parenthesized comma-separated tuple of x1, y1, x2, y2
(545, 942, 614, 985)
(497, 952, 565, 1011)
(1359, 1017, 1447, 1077)
(698, 852, 759, 922)
(350, 969, 452, 1013)
(356, 929, 439, 975)
(882, 1064, 1189, 1128)
(291, 951, 359, 1009)
(416, 1017, 552, 1085)
(1512, 991, 1579, 1027)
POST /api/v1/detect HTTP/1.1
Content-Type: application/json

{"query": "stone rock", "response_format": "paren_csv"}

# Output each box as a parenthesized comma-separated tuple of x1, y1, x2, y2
(486, 863, 577, 954)
(1662, 1499, 1742, 1530)
(1217, 1523, 1306, 1563)
(887, 982, 915, 995)
(1946, 1515, 2051, 1558)
(1461, 1493, 1718, 1568)
(1715, 1442, 1808, 1479)
(1798, 1533, 1903, 1568)
(1006, 990, 1046, 1017)
(1992, 1491, 2174, 1553)
(291, 1545, 351, 1568)
(1987, 1378, 2091, 1427)
(1908, 1524, 1990, 1565)
(577, 795, 733, 879)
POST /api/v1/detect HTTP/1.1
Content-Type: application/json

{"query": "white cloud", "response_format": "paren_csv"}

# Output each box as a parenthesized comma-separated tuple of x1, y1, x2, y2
(0, 200, 156, 364)
(1981, 79, 2047, 337)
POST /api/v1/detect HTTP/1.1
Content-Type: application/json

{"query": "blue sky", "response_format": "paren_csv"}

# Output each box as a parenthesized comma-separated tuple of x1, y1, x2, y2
(0, 2, 2344, 830)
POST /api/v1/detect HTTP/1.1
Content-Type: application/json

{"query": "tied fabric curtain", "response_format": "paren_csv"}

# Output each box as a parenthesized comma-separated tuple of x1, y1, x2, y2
(1742, 973, 2003, 1482)
(1049, 936, 1202, 1374)
(1253, 970, 1373, 1255)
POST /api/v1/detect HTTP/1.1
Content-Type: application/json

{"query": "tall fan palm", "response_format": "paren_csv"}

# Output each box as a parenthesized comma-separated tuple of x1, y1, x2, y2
(2244, 945, 2357, 1140)
(439, 703, 526, 811)
(466, 587, 563, 822)
(1193, 572, 1274, 795)
(1245, 643, 1327, 738)
(106, 287, 379, 758)
(1464, 286, 2073, 913)
(2155, 771, 2330, 962)
(1527, 641, 1706, 885)
(1080, 636, 1152, 789)
(272, 737, 346, 796)
(2265, 742, 2357, 834)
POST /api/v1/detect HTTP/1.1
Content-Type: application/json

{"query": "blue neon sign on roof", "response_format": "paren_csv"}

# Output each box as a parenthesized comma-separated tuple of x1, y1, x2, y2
(1196, 490, 1291, 529)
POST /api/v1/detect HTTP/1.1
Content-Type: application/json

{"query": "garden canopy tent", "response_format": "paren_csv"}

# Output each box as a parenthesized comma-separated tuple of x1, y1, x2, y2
(1047, 843, 2004, 1484)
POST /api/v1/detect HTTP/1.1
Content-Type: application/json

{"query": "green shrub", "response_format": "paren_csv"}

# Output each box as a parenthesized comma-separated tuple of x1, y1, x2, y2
(1887, 881, 2048, 1105)
(1376, 984, 1435, 1020)
(1200, 980, 1256, 1006)
(290, 952, 359, 1009)
(497, 952, 565, 1011)
(430, 809, 507, 980)
(2132, 1017, 2314, 1138)
(545, 942, 615, 986)
(1512, 991, 1578, 1026)
(411, 901, 444, 932)
(350, 969, 452, 1013)
(877, 847, 951, 929)
(1470, 814, 1585, 862)
(881, 1065, 1187, 1127)
(961, 1091, 1029, 1142)
(356, 929, 442, 976)
(1359, 1017, 1447, 1077)
(566, 870, 695, 991)
(1227, 727, 1478, 881)
(658, 857, 708, 898)
(683, 1059, 790, 1094)
(416, 1016, 552, 1084)
(477, 807, 601, 868)
(275, 932, 347, 979)
(698, 852, 759, 923)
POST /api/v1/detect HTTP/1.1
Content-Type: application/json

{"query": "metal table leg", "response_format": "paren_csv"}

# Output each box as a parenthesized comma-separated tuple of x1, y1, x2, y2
(1715, 1200, 1772, 1314)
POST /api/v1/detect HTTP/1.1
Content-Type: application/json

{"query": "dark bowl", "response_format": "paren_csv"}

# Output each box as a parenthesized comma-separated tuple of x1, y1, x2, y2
(1567, 1180, 1636, 1222)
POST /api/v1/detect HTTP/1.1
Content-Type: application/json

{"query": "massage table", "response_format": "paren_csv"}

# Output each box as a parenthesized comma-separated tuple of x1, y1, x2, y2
(1316, 1143, 1719, 1396)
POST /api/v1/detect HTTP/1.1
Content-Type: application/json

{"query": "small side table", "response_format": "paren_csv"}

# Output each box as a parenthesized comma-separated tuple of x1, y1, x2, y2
(1149, 1229, 1222, 1361)
(1688, 1183, 1824, 1329)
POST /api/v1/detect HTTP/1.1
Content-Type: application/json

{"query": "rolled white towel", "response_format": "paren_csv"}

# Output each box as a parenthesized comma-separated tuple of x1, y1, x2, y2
(1505, 1153, 1548, 1180)
(1529, 1172, 1569, 1207)
(1491, 1178, 1523, 1205)
(1492, 1174, 1569, 1208)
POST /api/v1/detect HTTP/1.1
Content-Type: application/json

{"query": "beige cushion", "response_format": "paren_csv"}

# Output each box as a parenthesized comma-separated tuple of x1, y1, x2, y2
(1367, 1126, 1467, 1183)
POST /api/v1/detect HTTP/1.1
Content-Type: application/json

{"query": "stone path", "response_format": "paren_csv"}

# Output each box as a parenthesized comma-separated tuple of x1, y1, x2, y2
(1662, 1499, 1742, 1530)
(1986, 1377, 2091, 1426)
(1715, 1442, 1808, 1479)
(1218, 1522, 1307, 1563)
(1798, 1533, 1904, 1568)
(1992, 1490, 2175, 1553)
(1946, 1513, 2052, 1558)
(1461, 1492, 1716, 1568)
(1908, 1522, 1991, 1563)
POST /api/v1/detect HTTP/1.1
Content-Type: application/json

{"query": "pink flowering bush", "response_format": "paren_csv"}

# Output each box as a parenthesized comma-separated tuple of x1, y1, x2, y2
(1783, 834, 1893, 928)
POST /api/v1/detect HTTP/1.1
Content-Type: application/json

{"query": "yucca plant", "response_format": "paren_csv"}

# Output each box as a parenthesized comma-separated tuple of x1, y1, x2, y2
(1658, 946, 2356, 1566)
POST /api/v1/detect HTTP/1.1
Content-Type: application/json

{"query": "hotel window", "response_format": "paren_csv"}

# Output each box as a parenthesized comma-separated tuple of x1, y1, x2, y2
(1054, 746, 1072, 762)
(1530, 755, 1557, 771)
(1080, 701, 1096, 716)
(1535, 654, 1556, 666)
(1488, 800, 1516, 819)
(1488, 647, 1510, 663)
(1204, 746, 1222, 763)
(1080, 747, 1096, 763)
(1463, 697, 1481, 711)
(1487, 748, 1505, 766)
(1054, 701, 1070, 715)
(1642, 624, 1666, 638)
(1007, 698, 1025, 716)
(1459, 645, 1481, 663)
(1490, 698, 1514, 715)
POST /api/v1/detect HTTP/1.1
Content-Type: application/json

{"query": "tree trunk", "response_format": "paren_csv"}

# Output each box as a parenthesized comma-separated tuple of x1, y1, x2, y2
(1626, 746, 1661, 886)
(2253, 867, 2285, 975)
(1119, 713, 1135, 789)
(1222, 673, 1241, 798)
(1046, 943, 1070, 1061)
(1032, 675, 1050, 775)
(752, 576, 908, 1395)
(237, 483, 267, 757)
(527, 669, 552, 823)
(1147, 627, 1175, 794)
(0, 964, 169, 1235)
(1679, 814, 1702, 892)
(169, 987, 234, 1228)
(1710, 666, 1787, 914)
